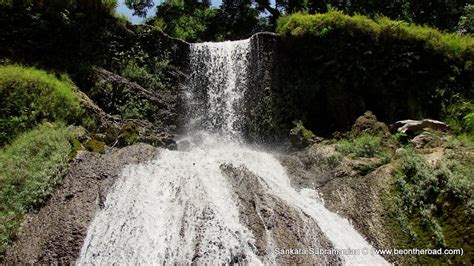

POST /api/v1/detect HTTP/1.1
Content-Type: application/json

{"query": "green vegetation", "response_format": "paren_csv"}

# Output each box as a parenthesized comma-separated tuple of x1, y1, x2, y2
(336, 134, 385, 158)
(391, 148, 473, 264)
(277, 11, 474, 59)
(146, 0, 266, 42)
(289, 120, 318, 148)
(445, 101, 474, 135)
(457, 4, 474, 34)
(133, 0, 472, 35)
(0, 0, 472, 263)
(267, 11, 474, 138)
(84, 139, 106, 154)
(0, 123, 74, 257)
(0, 65, 83, 146)
(119, 54, 169, 91)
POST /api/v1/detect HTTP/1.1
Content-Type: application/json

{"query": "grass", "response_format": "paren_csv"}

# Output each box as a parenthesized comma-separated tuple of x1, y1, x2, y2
(335, 134, 385, 158)
(276, 11, 474, 59)
(0, 65, 83, 146)
(0, 123, 74, 258)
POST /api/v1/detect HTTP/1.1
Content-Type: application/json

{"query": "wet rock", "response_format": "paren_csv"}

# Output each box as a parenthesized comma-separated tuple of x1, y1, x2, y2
(281, 146, 398, 263)
(351, 111, 390, 137)
(220, 163, 339, 265)
(289, 121, 321, 149)
(280, 145, 349, 189)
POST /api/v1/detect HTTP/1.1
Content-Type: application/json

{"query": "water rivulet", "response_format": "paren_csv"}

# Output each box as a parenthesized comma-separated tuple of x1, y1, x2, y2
(78, 38, 388, 265)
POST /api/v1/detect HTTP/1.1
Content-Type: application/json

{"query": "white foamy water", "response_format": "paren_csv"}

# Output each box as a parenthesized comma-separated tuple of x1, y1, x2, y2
(78, 39, 388, 265)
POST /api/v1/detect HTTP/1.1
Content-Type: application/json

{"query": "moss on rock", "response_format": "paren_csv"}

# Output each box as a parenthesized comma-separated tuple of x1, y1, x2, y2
(84, 139, 106, 154)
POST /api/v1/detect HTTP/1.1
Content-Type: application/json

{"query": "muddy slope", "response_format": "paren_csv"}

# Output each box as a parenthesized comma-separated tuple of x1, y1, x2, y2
(5, 144, 160, 264)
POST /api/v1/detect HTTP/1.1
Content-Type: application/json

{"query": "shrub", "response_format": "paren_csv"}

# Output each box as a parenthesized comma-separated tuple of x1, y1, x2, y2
(0, 65, 83, 146)
(0, 123, 74, 257)
(444, 101, 474, 135)
(277, 11, 474, 59)
(119, 57, 168, 90)
(336, 134, 383, 158)
(392, 148, 473, 263)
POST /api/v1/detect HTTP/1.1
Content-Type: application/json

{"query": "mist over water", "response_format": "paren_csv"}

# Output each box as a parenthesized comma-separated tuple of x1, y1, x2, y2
(78, 38, 388, 265)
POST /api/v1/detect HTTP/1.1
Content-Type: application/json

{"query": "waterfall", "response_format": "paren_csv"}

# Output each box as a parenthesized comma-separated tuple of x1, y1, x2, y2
(185, 40, 250, 138)
(78, 38, 388, 265)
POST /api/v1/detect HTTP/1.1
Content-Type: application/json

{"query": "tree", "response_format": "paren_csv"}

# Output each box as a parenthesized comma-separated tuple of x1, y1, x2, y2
(218, 0, 261, 40)
(457, 4, 474, 34)
(125, 0, 154, 17)
(151, 0, 218, 42)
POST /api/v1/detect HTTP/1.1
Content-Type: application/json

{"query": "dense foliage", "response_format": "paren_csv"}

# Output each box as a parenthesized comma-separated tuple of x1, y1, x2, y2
(457, 4, 474, 34)
(289, 0, 471, 32)
(0, 0, 122, 72)
(277, 11, 474, 57)
(132, 0, 473, 41)
(145, 0, 267, 42)
(392, 148, 473, 264)
(0, 65, 83, 145)
(0, 123, 74, 257)
(267, 11, 474, 137)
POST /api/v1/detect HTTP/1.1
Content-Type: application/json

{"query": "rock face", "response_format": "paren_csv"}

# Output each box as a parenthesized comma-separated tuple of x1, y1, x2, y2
(77, 84, 177, 149)
(90, 68, 177, 130)
(289, 121, 321, 149)
(4, 144, 161, 264)
(220, 163, 340, 265)
(242, 32, 278, 142)
(280, 145, 398, 263)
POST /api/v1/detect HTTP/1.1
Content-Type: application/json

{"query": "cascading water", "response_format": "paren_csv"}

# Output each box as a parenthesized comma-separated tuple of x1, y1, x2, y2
(78, 38, 388, 265)
(185, 40, 250, 138)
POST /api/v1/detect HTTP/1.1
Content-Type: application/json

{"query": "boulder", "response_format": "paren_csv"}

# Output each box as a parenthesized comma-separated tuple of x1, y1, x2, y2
(351, 111, 390, 137)
(289, 121, 321, 149)
(391, 119, 450, 134)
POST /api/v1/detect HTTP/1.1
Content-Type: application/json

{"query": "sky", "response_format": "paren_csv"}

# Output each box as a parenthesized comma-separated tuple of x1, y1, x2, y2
(117, 0, 224, 24)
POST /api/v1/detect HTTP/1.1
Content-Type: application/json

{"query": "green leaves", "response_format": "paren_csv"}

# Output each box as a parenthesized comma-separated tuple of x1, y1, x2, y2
(125, 0, 154, 17)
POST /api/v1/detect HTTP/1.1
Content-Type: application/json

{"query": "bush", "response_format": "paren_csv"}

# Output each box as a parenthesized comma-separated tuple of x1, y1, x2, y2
(392, 148, 473, 263)
(119, 57, 168, 90)
(336, 134, 384, 158)
(0, 65, 83, 145)
(277, 11, 474, 59)
(0, 123, 74, 257)
(444, 101, 474, 135)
